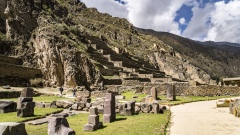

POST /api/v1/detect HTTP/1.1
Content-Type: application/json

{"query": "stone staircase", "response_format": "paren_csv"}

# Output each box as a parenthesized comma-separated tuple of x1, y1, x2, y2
(86, 36, 173, 87)
(0, 55, 42, 86)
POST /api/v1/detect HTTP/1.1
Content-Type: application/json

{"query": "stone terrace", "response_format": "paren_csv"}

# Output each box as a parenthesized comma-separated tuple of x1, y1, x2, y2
(86, 36, 177, 89)
(0, 55, 42, 86)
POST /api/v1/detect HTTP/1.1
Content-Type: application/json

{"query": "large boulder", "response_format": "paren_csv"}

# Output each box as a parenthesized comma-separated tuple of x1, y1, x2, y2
(48, 117, 75, 135)
(0, 122, 28, 135)
(0, 101, 17, 113)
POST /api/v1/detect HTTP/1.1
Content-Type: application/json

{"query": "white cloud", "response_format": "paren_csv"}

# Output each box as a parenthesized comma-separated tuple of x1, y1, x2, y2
(182, 3, 214, 41)
(183, 0, 240, 43)
(179, 17, 186, 25)
(82, 0, 190, 35)
(204, 0, 240, 43)
(81, 0, 240, 43)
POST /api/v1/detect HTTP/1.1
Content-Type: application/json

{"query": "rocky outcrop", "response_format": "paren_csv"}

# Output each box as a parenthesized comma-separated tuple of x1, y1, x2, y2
(1, 0, 101, 88)
(0, 0, 212, 87)
(149, 51, 210, 84)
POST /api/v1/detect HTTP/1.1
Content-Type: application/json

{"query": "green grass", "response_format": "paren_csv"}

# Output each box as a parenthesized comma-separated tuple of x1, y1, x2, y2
(121, 91, 147, 102)
(0, 108, 63, 123)
(0, 96, 69, 102)
(26, 111, 171, 135)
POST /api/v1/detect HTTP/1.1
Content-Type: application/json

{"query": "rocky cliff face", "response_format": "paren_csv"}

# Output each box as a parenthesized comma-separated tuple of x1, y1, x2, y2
(149, 51, 210, 84)
(0, 0, 212, 87)
(1, 0, 101, 87)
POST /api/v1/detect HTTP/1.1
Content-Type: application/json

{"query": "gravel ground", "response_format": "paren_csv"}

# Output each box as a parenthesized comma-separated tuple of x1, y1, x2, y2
(170, 99, 240, 135)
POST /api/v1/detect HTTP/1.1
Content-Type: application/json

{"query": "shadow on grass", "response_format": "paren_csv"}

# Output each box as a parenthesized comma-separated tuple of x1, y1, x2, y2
(115, 118, 127, 122)
(99, 125, 107, 129)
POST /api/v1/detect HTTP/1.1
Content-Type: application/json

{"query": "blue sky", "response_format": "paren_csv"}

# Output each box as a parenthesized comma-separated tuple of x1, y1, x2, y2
(81, 0, 240, 43)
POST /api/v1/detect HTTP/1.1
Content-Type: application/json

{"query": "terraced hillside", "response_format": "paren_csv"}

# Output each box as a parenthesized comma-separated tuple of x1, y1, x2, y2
(0, 0, 211, 89)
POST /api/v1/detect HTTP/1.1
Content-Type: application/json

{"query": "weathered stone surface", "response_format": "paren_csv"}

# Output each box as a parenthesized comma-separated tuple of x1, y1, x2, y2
(141, 103, 152, 113)
(103, 93, 116, 123)
(35, 102, 45, 108)
(0, 101, 17, 113)
(20, 88, 34, 97)
(0, 122, 28, 135)
(152, 103, 159, 114)
(120, 101, 135, 116)
(76, 91, 91, 98)
(17, 102, 35, 117)
(151, 87, 158, 100)
(166, 84, 176, 101)
(56, 100, 72, 109)
(48, 117, 75, 135)
(17, 97, 33, 109)
(83, 107, 103, 132)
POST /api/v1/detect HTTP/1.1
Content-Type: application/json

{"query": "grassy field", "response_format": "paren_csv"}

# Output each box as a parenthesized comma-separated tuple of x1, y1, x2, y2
(26, 111, 171, 135)
(0, 108, 62, 123)
(0, 96, 69, 102)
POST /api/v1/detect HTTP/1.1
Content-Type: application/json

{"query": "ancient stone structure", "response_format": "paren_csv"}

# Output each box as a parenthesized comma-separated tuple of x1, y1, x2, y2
(119, 101, 135, 116)
(48, 117, 75, 135)
(20, 88, 34, 97)
(150, 87, 158, 100)
(17, 88, 35, 117)
(103, 93, 116, 123)
(0, 101, 17, 113)
(152, 103, 160, 114)
(166, 84, 176, 101)
(0, 122, 28, 135)
(83, 107, 103, 131)
(223, 77, 240, 87)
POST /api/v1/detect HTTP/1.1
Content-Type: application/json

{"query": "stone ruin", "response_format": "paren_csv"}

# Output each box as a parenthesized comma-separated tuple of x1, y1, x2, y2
(103, 93, 116, 123)
(166, 84, 176, 101)
(0, 122, 28, 135)
(48, 117, 75, 135)
(151, 87, 158, 100)
(17, 88, 35, 117)
(229, 98, 240, 117)
(0, 101, 16, 113)
(83, 107, 103, 131)
(119, 101, 135, 116)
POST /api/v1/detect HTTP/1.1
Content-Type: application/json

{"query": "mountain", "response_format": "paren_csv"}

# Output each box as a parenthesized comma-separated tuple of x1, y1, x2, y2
(137, 28, 240, 81)
(0, 0, 216, 88)
(198, 41, 240, 55)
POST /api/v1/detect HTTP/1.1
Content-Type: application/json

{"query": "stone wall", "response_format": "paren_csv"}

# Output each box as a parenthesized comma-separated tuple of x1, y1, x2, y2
(0, 63, 42, 79)
(143, 85, 240, 96)
(105, 84, 240, 97)
(0, 55, 23, 65)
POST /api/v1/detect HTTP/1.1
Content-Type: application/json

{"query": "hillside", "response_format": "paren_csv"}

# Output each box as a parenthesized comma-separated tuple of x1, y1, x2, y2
(137, 28, 240, 81)
(0, 0, 212, 88)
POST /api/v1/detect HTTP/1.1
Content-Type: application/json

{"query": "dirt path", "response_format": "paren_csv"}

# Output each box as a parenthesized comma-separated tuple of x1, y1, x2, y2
(170, 99, 240, 135)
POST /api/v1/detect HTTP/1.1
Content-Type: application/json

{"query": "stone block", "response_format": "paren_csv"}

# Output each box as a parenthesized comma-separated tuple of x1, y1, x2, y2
(152, 103, 160, 114)
(115, 95, 125, 100)
(17, 97, 33, 109)
(141, 103, 152, 113)
(17, 102, 35, 117)
(45, 102, 51, 108)
(0, 122, 27, 135)
(89, 107, 98, 115)
(151, 87, 158, 100)
(48, 117, 75, 135)
(20, 87, 34, 97)
(35, 102, 45, 108)
(88, 115, 99, 125)
(166, 84, 176, 101)
(0, 101, 17, 113)
(83, 107, 102, 132)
